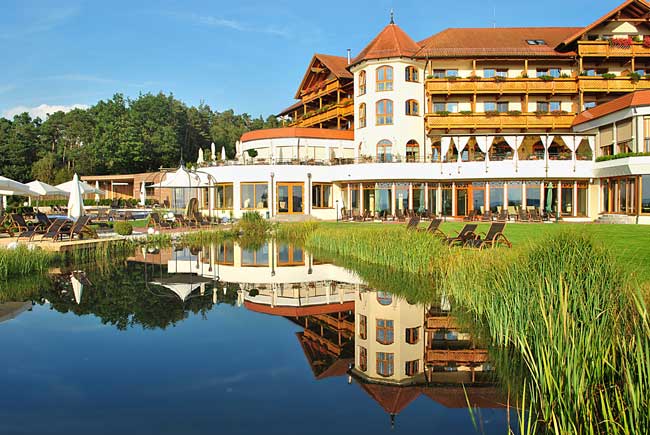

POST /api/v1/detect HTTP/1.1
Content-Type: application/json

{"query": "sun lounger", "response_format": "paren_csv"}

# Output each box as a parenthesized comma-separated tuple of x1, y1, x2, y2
(481, 211, 493, 222)
(39, 219, 70, 241)
(419, 218, 444, 237)
(463, 210, 478, 222)
(464, 222, 512, 249)
(193, 212, 212, 227)
(405, 216, 420, 230)
(518, 208, 529, 222)
(529, 209, 543, 223)
(148, 212, 173, 229)
(58, 216, 97, 240)
(495, 210, 508, 222)
(444, 224, 478, 246)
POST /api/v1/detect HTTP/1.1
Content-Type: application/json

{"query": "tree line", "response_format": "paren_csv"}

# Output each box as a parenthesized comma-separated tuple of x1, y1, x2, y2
(0, 92, 281, 184)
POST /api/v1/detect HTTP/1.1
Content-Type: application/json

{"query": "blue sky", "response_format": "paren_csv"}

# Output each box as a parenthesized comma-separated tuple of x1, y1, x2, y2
(0, 0, 621, 119)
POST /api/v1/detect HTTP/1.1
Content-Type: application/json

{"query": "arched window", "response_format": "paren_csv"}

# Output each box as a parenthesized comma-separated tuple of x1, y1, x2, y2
(376, 99, 393, 125)
(376, 319, 394, 345)
(406, 140, 420, 162)
(377, 291, 393, 305)
(376, 140, 393, 162)
(376, 66, 393, 91)
(405, 66, 419, 82)
(405, 99, 419, 116)
(358, 103, 366, 128)
(359, 70, 366, 95)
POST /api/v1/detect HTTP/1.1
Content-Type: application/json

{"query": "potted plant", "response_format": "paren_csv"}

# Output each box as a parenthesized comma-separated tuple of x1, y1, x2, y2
(630, 71, 642, 83)
(494, 75, 507, 82)
(507, 110, 522, 116)
(538, 75, 554, 81)
(436, 110, 451, 116)
(609, 37, 632, 49)
(485, 110, 500, 117)
(601, 72, 617, 80)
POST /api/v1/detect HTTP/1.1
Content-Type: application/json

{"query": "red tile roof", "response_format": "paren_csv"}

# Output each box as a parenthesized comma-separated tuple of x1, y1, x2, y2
(558, 0, 650, 48)
(572, 90, 650, 126)
(356, 382, 422, 415)
(240, 127, 354, 143)
(277, 100, 303, 117)
(416, 27, 581, 58)
(315, 54, 353, 80)
(351, 23, 421, 66)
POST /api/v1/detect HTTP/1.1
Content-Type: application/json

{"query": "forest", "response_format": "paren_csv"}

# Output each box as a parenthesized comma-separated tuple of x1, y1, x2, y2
(0, 92, 281, 184)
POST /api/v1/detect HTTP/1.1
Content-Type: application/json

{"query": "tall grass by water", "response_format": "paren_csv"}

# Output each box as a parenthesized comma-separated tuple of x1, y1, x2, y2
(285, 222, 650, 434)
(0, 246, 59, 279)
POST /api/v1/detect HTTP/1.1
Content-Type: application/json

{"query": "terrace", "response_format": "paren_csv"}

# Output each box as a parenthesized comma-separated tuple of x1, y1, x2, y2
(425, 112, 576, 130)
(426, 77, 578, 95)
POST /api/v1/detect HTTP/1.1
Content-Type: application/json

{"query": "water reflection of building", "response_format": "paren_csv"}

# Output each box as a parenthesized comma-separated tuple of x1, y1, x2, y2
(0, 301, 32, 324)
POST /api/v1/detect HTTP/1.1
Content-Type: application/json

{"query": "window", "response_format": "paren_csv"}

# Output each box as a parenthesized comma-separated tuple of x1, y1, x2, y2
(277, 244, 304, 266)
(483, 68, 496, 79)
(377, 291, 392, 305)
(497, 101, 509, 112)
(405, 66, 419, 82)
(434, 101, 459, 113)
(358, 103, 366, 128)
(445, 69, 458, 77)
(642, 175, 650, 214)
(537, 101, 549, 113)
(376, 66, 393, 91)
(376, 99, 393, 125)
(241, 183, 268, 209)
(526, 39, 546, 45)
(242, 245, 269, 266)
(406, 140, 420, 162)
(405, 360, 419, 376)
(484, 101, 496, 112)
(549, 68, 561, 78)
(536, 101, 561, 113)
(376, 139, 393, 162)
(376, 352, 394, 377)
(405, 99, 419, 116)
(359, 314, 367, 339)
(550, 101, 561, 112)
(312, 183, 332, 208)
(432, 69, 445, 79)
(447, 102, 458, 113)
(376, 319, 394, 344)
(636, 68, 646, 76)
(359, 347, 367, 371)
(405, 327, 419, 344)
(359, 70, 366, 95)
(584, 101, 597, 110)
(215, 183, 233, 209)
(583, 68, 609, 77)
(496, 68, 508, 78)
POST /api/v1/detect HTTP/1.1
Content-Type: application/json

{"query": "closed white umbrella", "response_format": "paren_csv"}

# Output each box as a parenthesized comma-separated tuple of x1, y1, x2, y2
(94, 180, 100, 203)
(211, 142, 216, 162)
(140, 181, 146, 206)
(221, 146, 226, 161)
(197, 148, 204, 165)
(67, 173, 85, 219)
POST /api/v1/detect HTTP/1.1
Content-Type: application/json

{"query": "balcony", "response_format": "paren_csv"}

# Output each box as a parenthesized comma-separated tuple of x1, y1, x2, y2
(578, 41, 650, 57)
(292, 102, 354, 128)
(426, 77, 578, 95)
(425, 112, 576, 131)
(426, 349, 489, 365)
(299, 79, 343, 104)
(578, 76, 650, 93)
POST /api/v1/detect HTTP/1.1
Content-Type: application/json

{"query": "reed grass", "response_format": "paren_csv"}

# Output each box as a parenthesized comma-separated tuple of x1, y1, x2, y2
(292, 222, 650, 434)
(0, 246, 60, 279)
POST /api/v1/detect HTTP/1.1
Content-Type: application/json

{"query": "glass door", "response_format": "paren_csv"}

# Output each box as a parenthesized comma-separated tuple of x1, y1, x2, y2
(277, 182, 303, 214)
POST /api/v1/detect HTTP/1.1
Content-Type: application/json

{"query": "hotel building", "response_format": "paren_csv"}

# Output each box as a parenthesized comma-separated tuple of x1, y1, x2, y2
(153, 0, 650, 223)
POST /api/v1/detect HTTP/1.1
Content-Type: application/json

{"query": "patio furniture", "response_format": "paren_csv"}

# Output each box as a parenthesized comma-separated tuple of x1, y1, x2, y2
(39, 219, 71, 241)
(463, 210, 478, 222)
(405, 216, 420, 230)
(465, 222, 512, 249)
(481, 211, 493, 222)
(444, 224, 478, 246)
(518, 208, 530, 222)
(148, 212, 173, 229)
(419, 218, 444, 237)
(59, 215, 97, 240)
(495, 210, 509, 222)
(529, 209, 543, 222)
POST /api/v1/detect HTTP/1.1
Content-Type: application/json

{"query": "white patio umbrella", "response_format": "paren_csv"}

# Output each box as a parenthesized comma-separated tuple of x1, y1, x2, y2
(26, 180, 68, 197)
(197, 148, 204, 165)
(221, 146, 226, 161)
(94, 180, 100, 203)
(139, 181, 146, 206)
(210, 142, 216, 162)
(0, 176, 35, 196)
(67, 173, 85, 219)
(56, 179, 103, 195)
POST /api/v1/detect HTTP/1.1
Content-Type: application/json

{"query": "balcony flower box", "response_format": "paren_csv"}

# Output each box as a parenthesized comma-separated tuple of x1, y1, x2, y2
(609, 38, 633, 49)
(644, 36, 650, 48)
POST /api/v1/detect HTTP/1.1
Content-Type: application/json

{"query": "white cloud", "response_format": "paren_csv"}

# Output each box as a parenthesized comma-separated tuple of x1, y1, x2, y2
(0, 7, 79, 39)
(2, 104, 89, 120)
(168, 12, 291, 38)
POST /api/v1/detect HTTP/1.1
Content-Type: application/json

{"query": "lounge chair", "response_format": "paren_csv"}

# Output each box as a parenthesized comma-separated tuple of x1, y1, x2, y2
(518, 208, 529, 222)
(396, 210, 406, 222)
(58, 216, 97, 241)
(529, 209, 543, 223)
(7, 214, 33, 236)
(17, 213, 51, 241)
(193, 212, 212, 227)
(463, 210, 478, 222)
(495, 210, 508, 222)
(148, 212, 173, 229)
(39, 219, 70, 241)
(405, 216, 420, 230)
(465, 222, 512, 249)
(419, 218, 444, 237)
(444, 224, 478, 246)
(481, 211, 493, 222)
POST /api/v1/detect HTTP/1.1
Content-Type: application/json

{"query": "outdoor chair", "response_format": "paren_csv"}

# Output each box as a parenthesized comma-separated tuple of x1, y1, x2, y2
(58, 216, 97, 241)
(495, 210, 508, 222)
(463, 210, 478, 222)
(481, 211, 493, 222)
(443, 224, 478, 246)
(405, 216, 420, 230)
(193, 212, 211, 227)
(396, 210, 406, 222)
(464, 222, 512, 249)
(39, 219, 70, 241)
(518, 208, 530, 222)
(148, 212, 173, 229)
(419, 218, 444, 237)
(17, 213, 51, 241)
(529, 209, 543, 223)
(7, 214, 33, 236)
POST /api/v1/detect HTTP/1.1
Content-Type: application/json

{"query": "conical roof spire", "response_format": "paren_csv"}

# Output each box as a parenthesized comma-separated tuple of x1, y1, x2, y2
(350, 20, 420, 66)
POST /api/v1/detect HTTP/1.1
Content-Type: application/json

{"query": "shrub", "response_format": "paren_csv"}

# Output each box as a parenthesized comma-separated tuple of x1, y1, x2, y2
(247, 149, 258, 158)
(485, 110, 500, 117)
(602, 72, 617, 79)
(630, 71, 642, 83)
(538, 75, 554, 81)
(507, 110, 522, 116)
(435, 111, 450, 116)
(113, 222, 133, 236)
(459, 110, 473, 115)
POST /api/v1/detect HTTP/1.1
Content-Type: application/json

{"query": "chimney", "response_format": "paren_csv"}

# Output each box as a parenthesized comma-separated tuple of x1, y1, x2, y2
(347, 49, 351, 64)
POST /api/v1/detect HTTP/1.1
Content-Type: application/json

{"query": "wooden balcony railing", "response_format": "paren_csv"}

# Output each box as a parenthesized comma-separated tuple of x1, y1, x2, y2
(426, 315, 458, 330)
(426, 349, 489, 365)
(426, 77, 577, 95)
(300, 79, 343, 104)
(578, 76, 650, 92)
(578, 41, 650, 57)
(425, 112, 576, 130)
(292, 102, 354, 128)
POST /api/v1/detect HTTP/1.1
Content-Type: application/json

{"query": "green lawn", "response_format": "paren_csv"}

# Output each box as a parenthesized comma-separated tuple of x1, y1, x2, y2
(318, 221, 650, 284)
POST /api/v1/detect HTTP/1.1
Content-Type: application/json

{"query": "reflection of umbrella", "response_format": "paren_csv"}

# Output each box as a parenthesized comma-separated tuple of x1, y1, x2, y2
(67, 173, 85, 219)
(150, 275, 212, 302)
(545, 182, 554, 213)
(70, 271, 91, 305)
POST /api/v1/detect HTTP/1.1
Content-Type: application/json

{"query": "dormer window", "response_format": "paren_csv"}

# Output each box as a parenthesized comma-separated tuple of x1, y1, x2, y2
(526, 39, 547, 45)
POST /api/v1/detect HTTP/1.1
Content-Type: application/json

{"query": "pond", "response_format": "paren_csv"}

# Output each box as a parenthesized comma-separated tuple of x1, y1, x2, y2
(0, 241, 514, 435)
